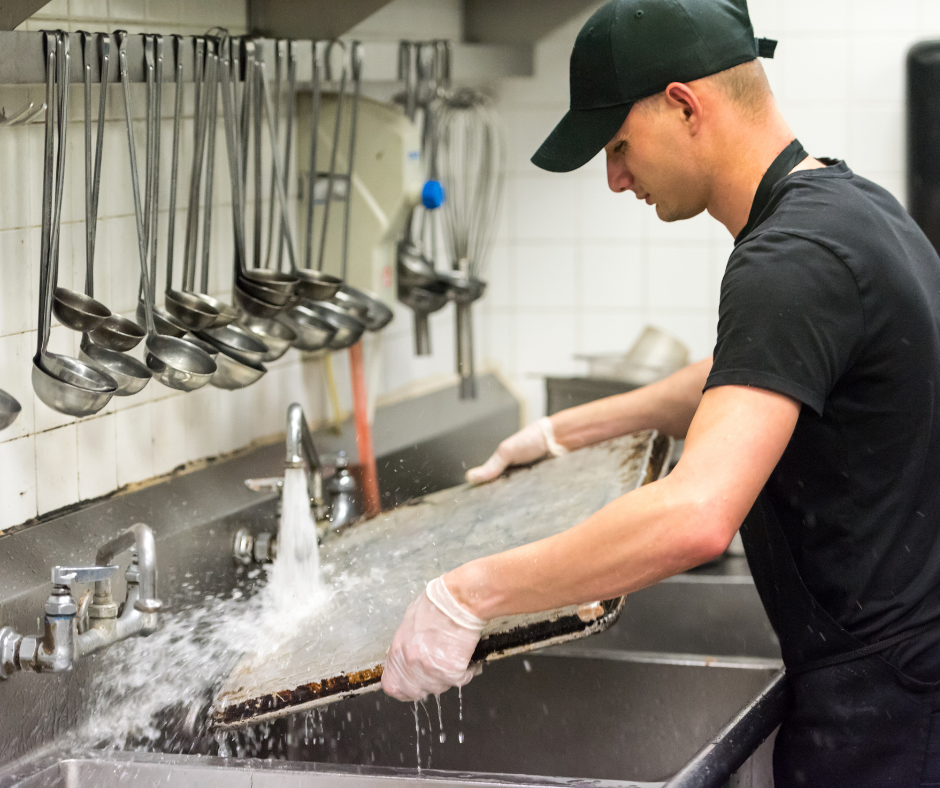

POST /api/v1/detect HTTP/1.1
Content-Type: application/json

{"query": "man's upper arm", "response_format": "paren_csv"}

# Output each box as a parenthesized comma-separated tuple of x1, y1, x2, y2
(668, 383, 801, 542)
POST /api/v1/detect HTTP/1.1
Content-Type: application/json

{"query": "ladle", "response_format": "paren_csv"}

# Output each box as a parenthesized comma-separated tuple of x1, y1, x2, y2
(84, 32, 147, 353)
(277, 302, 337, 352)
(0, 388, 21, 432)
(162, 35, 219, 331)
(218, 41, 292, 318)
(77, 33, 150, 397)
(237, 41, 296, 297)
(33, 31, 117, 417)
(294, 39, 342, 302)
(195, 323, 268, 365)
(194, 36, 237, 329)
(134, 35, 188, 340)
(119, 31, 216, 392)
(237, 312, 295, 361)
(209, 344, 266, 390)
(50, 31, 112, 334)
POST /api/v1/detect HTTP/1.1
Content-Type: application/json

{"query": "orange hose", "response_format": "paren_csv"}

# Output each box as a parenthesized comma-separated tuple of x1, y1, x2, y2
(349, 340, 381, 517)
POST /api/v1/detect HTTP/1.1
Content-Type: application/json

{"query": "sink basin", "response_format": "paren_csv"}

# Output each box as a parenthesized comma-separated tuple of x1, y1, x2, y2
(0, 439, 786, 788)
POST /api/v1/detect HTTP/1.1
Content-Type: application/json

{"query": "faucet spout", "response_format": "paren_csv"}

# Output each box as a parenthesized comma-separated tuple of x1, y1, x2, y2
(286, 403, 324, 513)
(95, 523, 162, 614)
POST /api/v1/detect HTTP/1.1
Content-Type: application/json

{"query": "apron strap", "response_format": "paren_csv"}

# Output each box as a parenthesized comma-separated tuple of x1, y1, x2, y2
(791, 618, 940, 676)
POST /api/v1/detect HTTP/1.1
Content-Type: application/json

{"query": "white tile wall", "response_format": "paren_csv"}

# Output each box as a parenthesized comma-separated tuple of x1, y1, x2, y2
(1, 0, 936, 529)
(483, 0, 937, 419)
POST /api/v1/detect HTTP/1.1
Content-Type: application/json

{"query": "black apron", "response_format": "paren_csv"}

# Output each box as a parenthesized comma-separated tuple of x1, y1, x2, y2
(740, 141, 940, 787)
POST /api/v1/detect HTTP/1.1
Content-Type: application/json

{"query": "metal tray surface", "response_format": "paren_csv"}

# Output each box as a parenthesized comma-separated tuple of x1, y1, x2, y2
(214, 432, 672, 728)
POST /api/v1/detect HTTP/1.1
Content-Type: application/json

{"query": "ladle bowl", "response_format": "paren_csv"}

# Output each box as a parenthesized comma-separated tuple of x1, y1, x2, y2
(236, 273, 293, 307)
(278, 302, 337, 352)
(333, 285, 393, 332)
(32, 352, 116, 417)
(136, 300, 188, 338)
(183, 334, 219, 359)
(144, 334, 217, 391)
(397, 240, 438, 288)
(240, 268, 298, 296)
(52, 287, 111, 332)
(304, 300, 366, 350)
(233, 283, 283, 319)
(198, 294, 237, 328)
(237, 313, 297, 361)
(87, 313, 146, 352)
(209, 346, 267, 390)
(164, 289, 219, 331)
(399, 282, 449, 314)
(79, 336, 151, 397)
(294, 269, 343, 301)
(196, 324, 268, 365)
(0, 389, 22, 431)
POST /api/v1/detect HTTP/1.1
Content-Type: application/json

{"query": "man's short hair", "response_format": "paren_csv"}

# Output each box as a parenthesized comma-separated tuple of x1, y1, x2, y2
(635, 59, 773, 121)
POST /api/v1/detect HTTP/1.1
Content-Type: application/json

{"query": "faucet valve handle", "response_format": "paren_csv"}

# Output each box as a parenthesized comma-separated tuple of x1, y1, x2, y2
(51, 565, 120, 586)
(245, 477, 284, 494)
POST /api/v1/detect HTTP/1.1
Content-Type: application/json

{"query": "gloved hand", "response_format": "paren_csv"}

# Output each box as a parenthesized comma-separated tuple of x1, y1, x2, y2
(382, 576, 486, 702)
(466, 417, 568, 484)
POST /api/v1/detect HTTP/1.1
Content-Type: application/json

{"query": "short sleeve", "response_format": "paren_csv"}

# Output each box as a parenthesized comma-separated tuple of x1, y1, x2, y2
(705, 231, 864, 416)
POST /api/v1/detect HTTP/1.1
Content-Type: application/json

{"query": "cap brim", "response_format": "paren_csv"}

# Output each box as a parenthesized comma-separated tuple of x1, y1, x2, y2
(531, 104, 633, 173)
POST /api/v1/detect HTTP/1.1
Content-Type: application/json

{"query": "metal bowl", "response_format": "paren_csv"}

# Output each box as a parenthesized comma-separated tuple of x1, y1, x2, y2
(197, 294, 237, 328)
(196, 324, 268, 365)
(278, 302, 337, 352)
(333, 285, 394, 332)
(145, 335, 217, 392)
(209, 346, 267, 390)
(32, 353, 116, 417)
(136, 301, 188, 338)
(294, 269, 343, 301)
(399, 282, 449, 314)
(79, 338, 151, 397)
(183, 335, 220, 359)
(164, 290, 220, 331)
(87, 313, 146, 352)
(233, 284, 284, 319)
(304, 300, 366, 350)
(237, 313, 297, 362)
(236, 273, 293, 307)
(52, 288, 112, 333)
(239, 268, 298, 296)
(0, 389, 22, 431)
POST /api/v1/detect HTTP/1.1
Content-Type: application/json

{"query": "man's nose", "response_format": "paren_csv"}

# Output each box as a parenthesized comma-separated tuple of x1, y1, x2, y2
(606, 155, 634, 193)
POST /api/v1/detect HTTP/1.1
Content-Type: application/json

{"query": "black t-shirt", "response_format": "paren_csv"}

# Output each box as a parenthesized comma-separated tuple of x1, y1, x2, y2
(705, 160, 940, 680)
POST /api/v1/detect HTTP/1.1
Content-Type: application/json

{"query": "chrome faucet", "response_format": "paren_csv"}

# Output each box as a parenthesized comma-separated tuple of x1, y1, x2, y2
(0, 523, 161, 679)
(236, 404, 362, 564)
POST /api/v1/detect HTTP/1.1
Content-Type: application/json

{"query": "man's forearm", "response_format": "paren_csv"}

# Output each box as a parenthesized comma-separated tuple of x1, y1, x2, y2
(552, 357, 712, 450)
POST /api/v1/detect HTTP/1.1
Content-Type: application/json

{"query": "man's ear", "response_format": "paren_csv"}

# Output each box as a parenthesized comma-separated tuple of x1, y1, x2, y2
(664, 82, 703, 133)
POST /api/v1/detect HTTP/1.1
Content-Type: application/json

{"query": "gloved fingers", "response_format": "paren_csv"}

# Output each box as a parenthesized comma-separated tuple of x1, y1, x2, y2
(466, 450, 510, 484)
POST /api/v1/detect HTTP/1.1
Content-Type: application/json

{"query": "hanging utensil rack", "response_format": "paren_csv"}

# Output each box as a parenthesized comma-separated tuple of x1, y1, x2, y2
(0, 31, 532, 84)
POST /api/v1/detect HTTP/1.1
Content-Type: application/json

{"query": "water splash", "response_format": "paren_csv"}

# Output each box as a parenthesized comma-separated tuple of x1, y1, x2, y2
(268, 467, 325, 616)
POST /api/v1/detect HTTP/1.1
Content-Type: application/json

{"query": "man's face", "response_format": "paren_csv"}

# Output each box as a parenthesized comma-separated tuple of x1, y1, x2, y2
(604, 96, 710, 223)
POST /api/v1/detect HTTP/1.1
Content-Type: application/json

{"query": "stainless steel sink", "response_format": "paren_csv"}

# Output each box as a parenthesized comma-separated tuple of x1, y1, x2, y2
(0, 438, 785, 788)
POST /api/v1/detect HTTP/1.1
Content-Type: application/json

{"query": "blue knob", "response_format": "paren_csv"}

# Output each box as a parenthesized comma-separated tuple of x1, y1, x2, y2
(421, 180, 445, 210)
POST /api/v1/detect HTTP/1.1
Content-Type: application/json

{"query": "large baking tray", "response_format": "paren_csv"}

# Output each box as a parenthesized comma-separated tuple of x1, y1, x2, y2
(213, 431, 672, 728)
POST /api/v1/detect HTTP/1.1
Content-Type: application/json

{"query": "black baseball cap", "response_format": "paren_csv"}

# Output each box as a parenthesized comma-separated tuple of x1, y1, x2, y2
(532, 0, 777, 173)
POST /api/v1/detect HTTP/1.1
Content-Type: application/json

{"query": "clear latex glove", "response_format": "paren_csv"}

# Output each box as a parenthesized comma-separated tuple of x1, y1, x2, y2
(466, 417, 567, 484)
(382, 576, 486, 702)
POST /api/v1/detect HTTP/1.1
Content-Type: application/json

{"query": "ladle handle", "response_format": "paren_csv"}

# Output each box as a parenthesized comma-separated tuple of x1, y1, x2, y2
(148, 36, 164, 303)
(199, 42, 220, 295)
(257, 58, 298, 272)
(262, 39, 284, 270)
(303, 42, 321, 271)
(118, 31, 156, 336)
(49, 31, 70, 297)
(340, 41, 364, 283)
(165, 35, 183, 294)
(182, 37, 207, 292)
(82, 31, 94, 298)
(277, 42, 297, 272)
(36, 32, 57, 358)
(90, 34, 109, 280)
(219, 40, 249, 278)
(316, 39, 347, 273)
